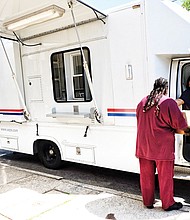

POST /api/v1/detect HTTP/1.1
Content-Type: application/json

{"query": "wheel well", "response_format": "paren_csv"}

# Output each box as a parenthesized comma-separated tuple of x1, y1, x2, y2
(33, 139, 59, 155)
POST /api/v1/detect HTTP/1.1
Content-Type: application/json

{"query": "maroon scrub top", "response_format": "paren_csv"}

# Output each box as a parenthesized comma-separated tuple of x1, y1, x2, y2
(136, 95, 188, 161)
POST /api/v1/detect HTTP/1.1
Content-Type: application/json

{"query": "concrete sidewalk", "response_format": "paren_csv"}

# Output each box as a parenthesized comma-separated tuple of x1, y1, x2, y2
(0, 162, 190, 220)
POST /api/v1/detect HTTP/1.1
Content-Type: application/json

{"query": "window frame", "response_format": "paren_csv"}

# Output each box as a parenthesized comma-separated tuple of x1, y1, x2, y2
(51, 47, 92, 103)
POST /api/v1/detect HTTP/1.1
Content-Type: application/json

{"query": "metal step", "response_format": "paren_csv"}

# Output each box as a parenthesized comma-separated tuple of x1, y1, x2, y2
(174, 165, 190, 180)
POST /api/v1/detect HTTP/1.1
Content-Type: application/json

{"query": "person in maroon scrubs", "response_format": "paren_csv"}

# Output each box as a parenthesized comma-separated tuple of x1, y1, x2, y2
(136, 77, 189, 211)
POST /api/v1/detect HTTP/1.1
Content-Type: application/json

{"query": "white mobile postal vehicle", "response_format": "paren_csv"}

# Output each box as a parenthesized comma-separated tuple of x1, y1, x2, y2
(0, 0, 190, 177)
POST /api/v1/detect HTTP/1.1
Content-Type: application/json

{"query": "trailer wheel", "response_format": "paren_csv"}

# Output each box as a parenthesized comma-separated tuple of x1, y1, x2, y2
(38, 141, 62, 169)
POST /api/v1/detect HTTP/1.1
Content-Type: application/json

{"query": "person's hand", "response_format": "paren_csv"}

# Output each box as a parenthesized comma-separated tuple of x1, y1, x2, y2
(175, 129, 185, 134)
(184, 127, 190, 136)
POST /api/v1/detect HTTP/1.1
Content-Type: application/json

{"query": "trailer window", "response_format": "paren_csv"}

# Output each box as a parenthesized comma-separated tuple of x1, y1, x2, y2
(51, 48, 92, 102)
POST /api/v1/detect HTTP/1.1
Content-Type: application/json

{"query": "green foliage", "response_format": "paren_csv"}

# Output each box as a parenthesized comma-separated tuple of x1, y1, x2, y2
(182, 0, 190, 11)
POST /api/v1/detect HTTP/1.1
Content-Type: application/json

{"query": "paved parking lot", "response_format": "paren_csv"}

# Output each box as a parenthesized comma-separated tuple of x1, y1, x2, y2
(0, 161, 190, 220)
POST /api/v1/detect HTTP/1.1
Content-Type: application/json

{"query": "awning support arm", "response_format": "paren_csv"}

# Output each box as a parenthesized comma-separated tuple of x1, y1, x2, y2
(93, 10, 106, 24)
(68, 1, 102, 123)
(76, 0, 107, 24)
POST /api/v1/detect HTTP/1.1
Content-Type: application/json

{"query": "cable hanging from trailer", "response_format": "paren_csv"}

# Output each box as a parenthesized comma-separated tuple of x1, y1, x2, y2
(13, 32, 42, 47)
(0, 35, 18, 42)
(0, 33, 41, 47)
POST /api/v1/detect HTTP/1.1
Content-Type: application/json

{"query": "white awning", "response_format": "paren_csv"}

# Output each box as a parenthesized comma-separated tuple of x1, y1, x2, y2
(0, 0, 107, 39)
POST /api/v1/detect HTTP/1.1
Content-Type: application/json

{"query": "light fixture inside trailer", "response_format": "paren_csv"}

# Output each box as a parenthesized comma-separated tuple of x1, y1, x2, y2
(3, 5, 65, 31)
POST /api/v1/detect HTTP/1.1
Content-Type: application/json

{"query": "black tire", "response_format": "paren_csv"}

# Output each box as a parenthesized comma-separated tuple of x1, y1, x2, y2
(38, 141, 62, 169)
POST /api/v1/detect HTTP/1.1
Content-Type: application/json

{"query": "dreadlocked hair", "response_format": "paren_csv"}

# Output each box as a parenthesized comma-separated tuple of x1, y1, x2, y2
(143, 77, 168, 116)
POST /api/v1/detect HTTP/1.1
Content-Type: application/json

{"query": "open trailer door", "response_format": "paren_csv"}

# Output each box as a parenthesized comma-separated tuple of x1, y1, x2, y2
(170, 58, 190, 167)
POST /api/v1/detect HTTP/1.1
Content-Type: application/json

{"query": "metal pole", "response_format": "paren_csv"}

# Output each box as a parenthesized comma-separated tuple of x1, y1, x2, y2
(68, 1, 102, 123)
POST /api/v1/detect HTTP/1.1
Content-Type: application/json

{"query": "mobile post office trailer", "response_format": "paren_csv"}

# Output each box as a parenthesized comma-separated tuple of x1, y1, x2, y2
(0, 0, 190, 175)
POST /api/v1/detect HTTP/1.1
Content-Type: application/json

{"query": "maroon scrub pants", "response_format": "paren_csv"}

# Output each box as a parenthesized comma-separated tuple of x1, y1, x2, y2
(139, 158, 175, 210)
